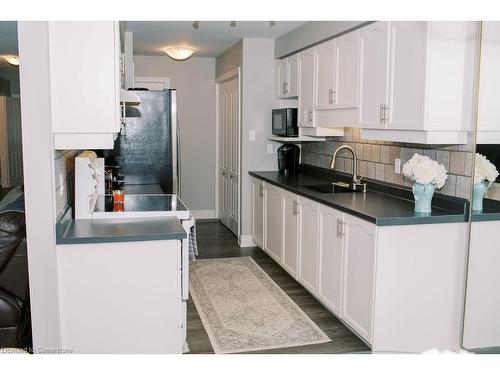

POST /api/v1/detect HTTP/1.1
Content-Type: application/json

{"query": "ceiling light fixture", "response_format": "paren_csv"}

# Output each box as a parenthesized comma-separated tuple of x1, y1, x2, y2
(3, 56, 19, 66)
(164, 46, 196, 61)
(192, 21, 199, 30)
(230, 21, 236, 27)
(269, 21, 276, 27)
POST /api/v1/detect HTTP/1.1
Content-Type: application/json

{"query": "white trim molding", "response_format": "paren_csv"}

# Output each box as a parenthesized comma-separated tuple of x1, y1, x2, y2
(238, 235, 256, 248)
(191, 210, 216, 220)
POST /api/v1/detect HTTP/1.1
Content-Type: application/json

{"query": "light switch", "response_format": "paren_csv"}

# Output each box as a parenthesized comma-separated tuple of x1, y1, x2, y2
(394, 158, 401, 174)
(249, 130, 256, 141)
(267, 144, 274, 154)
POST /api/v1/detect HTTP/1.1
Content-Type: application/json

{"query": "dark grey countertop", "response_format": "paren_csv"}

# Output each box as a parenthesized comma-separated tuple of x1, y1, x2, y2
(249, 167, 469, 226)
(56, 209, 187, 245)
(472, 198, 500, 222)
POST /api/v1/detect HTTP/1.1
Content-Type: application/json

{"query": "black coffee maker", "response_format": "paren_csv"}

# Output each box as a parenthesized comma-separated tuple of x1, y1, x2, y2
(277, 144, 300, 175)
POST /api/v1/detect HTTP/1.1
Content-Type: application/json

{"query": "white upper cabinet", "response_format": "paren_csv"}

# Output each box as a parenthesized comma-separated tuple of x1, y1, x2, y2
(314, 40, 336, 110)
(298, 47, 315, 127)
(358, 22, 390, 129)
(341, 213, 377, 343)
(298, 196, 319, 294)
(333, 30, 360, 110)
(360, 21, 478, 144)
(277, 54, 299, 99)
(49, 21, 122, 149)
(282, 190, 299, 278)
(287, 55, 299, 97)
(264, 184, 283, 263)
(477, 21, 500, 143)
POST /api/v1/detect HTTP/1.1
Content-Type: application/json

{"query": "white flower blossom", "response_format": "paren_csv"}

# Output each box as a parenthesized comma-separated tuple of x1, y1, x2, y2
(474, 153, 499, 183)
(402, 153, 448, 189)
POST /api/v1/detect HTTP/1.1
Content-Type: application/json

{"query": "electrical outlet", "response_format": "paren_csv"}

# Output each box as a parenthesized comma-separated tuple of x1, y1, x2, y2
(267, 144, 274, 154)
(394, 158, 401, 174)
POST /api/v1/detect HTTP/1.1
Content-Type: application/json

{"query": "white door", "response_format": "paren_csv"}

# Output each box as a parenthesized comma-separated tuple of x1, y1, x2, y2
(318, 205, 344, 316)
(282, 190, 299, 278)
(358, 21, 390, 129)
(264, 184, 282, 263)
(277, 59, 288, 98)
(314, 40, 336, 110)
(252, 179, 265, 248)
(6, 97, 23, 186)
(218, 76, 239, 235)
(341, 214, 377, 343)
(287, 54, 299, 97)
(298, 196, 319, 294)
(386, 22, 427, 130)
(334, 30, 360, 110)
(298, 47, 315, 127)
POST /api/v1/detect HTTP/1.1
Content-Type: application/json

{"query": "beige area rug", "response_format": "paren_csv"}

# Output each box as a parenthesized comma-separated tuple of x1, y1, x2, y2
(189, 257, 331, 353)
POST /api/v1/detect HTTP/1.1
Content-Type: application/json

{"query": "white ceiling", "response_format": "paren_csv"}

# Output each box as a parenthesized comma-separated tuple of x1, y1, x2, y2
(124, 21, 306, 57)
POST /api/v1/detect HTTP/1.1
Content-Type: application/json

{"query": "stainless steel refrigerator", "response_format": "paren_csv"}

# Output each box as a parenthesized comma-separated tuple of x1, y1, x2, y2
(106, 89, 180, 195)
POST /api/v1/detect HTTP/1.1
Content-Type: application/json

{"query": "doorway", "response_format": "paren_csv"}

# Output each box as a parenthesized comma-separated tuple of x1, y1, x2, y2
(216, 68, 240, 236)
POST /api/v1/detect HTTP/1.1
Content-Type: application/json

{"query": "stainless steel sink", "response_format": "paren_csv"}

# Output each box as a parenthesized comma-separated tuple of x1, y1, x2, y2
(301, 182, 364, 194)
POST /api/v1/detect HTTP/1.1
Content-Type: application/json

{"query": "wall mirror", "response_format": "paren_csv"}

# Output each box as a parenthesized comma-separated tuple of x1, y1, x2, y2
(462, 21, 500, 354)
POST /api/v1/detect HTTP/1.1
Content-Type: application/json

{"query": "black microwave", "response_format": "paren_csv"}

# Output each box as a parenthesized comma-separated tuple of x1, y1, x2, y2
(272, 108, 298, 137)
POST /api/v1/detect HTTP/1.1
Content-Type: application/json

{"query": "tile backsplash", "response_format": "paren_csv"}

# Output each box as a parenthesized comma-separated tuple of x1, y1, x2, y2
(301, 128, 473, 199)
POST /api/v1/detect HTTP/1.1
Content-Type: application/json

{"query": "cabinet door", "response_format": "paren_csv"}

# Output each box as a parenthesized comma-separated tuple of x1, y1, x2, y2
(314, 40, 336, 110)
(358, 22, 390, 129)
(252, 179, 265, 248)
(48, 21, 120, 136)
(318, 205, 344, 316)
(298, 48, 315, 127)
(282, 190, 299, 278)
(387, 22, 427, 130)
(477, 22, 500, 134)
(298, 197, 319, 293)
(287, 54, 299, 97)
(334, 30, 360, 110)
(265, 184, 283, 263)
(341, 214, 377, 343)
(277, 59, 288, 98)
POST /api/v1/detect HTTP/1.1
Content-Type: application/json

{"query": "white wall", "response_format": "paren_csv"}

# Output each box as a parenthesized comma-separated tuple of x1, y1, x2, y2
(240, 38, 278, 239)
(215, 40, 243, 77)
(274, 21, 368, 58)
(133, 56, 216, 216)
(18, 21, 62, 349)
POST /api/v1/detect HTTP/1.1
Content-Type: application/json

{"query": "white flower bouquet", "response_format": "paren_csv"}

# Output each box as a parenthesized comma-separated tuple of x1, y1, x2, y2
(474, 153, 499, 183)
(402, 153, 448, 189)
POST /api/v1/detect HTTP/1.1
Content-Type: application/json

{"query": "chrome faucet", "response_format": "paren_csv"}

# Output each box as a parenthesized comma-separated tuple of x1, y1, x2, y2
(330, 145, 366, 192)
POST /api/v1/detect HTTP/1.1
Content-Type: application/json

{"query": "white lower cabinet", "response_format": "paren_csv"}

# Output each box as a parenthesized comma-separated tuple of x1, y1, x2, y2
(264, 184, 283, 262)
(251, 178, 465, 351)
(297, 197, 320, 294)
(317, 205, 344, 316)
(282, 190, 299, 278)
(251, 178, 265, 248)
(341, 213, 377, 343)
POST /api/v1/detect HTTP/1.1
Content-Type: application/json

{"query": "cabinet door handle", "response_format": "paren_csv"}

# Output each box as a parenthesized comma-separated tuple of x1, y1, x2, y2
(336, 219, 341, 238)
(384, 105, 390, 123)
(380, 104, 384, 124)
(292, 200, 297, 216)
(308, 109, 313, 123)
(332, 90, 336, 104)
(328, 89, 332, 104)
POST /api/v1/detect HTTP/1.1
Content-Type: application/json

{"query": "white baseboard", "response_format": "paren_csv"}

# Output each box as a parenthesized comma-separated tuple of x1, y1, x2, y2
(238, 235, 256, 248)
(190, 210, 216, 220)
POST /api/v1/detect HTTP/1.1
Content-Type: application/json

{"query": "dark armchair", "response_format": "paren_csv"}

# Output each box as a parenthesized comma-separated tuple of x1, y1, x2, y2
(0, 211, 31, 349)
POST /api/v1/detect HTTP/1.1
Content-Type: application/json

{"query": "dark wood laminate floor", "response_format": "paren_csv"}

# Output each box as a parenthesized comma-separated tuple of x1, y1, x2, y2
(187, 220, 370, 354)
